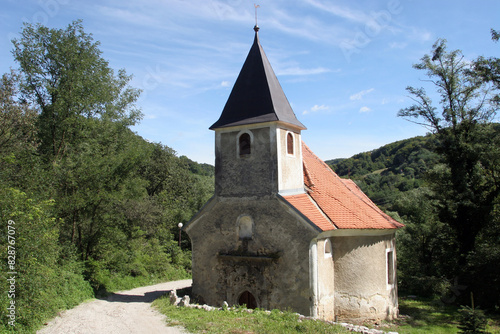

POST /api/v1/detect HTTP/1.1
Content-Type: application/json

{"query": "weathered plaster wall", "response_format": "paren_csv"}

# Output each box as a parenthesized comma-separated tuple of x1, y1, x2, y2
(316, 238, 335, 320)
(332, 234, 398, 321)
(214, 126, 277, 197)
(277, 128, 303, 194)
(186, 196, 318, 316)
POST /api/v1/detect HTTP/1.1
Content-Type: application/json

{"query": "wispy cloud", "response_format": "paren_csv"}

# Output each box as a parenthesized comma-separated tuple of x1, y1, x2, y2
(303, 104, 330, 115)
(359, 106, 372, 113)
(263, 5, 351, 45)
(401, 25, 433, 44)
(350, 88, 375, 101)
(303, 0, 371, 24)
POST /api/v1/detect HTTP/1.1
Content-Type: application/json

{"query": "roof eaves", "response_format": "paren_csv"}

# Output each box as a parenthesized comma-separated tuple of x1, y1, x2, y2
(277, 194, 324, 233)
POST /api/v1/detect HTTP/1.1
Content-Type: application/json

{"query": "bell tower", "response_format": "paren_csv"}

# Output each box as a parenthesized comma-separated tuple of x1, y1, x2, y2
(210, 26, 306, 197)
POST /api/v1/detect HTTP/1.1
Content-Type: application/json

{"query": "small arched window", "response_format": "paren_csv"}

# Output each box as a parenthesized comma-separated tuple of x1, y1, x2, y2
(287, 132, 294, 155)
(324, 239, 332, 258)
(239, 133, 251, 156)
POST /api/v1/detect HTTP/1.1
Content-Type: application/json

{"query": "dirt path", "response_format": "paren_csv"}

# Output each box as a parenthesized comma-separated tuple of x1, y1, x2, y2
(37, 279, 192, 334)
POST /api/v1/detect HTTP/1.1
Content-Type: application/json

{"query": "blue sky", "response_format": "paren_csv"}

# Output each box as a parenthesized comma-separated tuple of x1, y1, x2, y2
(1, 0, 499, 164)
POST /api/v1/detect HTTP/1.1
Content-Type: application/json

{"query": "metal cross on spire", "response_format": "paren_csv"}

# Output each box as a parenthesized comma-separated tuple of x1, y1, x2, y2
(254, 4, 260, 29)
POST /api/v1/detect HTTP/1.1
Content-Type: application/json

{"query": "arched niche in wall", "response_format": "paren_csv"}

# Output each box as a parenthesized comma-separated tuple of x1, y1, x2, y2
(237, 215, 254, 240)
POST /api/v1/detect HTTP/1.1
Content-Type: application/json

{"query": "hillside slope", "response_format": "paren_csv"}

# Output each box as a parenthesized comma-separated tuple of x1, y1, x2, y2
(326, 134, 440, 210)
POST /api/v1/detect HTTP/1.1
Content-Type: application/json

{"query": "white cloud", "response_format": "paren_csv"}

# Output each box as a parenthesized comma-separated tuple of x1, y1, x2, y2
(350, 88, 375, 101)
(303, 104, 330, 115)
(408, 27, 433, 43)
(359, 106, 372, 113)
(221, 81, 230, 87)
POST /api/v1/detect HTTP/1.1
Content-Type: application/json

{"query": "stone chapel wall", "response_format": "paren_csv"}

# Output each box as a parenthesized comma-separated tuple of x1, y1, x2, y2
(186, 197, 318, 316)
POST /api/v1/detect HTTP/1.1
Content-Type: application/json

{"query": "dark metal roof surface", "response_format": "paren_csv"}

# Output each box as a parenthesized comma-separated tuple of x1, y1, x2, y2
(210, 28, 306, 130)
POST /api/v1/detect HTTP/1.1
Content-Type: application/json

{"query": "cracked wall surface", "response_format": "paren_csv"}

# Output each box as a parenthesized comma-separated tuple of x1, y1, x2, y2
(332, 234, 399, 321)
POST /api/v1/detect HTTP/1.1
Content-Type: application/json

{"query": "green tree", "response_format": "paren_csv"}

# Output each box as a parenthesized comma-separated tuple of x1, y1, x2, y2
(394, 187, 456, 295)
(398, 39, 500, 265)
(11, 20, 142, 162)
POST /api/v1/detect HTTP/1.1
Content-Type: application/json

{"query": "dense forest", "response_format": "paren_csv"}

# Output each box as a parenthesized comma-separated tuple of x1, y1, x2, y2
(0, 20, 499, 332)
(0, 21, 214, 332)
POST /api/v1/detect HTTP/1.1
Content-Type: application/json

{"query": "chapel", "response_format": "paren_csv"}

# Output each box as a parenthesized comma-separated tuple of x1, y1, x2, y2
(184, 25, 403, 321)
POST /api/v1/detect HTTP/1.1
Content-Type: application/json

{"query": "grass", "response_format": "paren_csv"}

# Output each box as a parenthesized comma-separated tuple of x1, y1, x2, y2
(382, 297, 461, 334)
(379, 297, 500, 334)
(154, 295, 500, 334)
(153, 298, 349, 334)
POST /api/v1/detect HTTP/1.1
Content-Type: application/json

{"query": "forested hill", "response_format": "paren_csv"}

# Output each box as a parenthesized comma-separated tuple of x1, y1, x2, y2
(326, 134, 441, 209)
(327, 124, 500, 211)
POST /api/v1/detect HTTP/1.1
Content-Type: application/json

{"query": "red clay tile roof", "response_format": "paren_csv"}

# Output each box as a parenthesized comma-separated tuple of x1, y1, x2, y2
(283, 193, 336, 231)
(283, 143, 404, 231)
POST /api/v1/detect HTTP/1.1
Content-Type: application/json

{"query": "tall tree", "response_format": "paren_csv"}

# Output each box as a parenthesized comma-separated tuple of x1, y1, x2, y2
(11, 20, 142, 162)
(11, 20, 144, 261)
(398, 39, 500, 265)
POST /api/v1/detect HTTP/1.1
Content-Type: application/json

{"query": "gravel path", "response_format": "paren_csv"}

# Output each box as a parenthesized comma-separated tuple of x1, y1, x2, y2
(37, 279, 192, 334)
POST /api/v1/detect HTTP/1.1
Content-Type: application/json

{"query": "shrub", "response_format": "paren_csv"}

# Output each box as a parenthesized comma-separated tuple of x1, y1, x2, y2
(458, 305, 489, 334)
(0, 188, 93, 332)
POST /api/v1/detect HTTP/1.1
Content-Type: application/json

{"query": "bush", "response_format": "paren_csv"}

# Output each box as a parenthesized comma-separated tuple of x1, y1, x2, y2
(0, 188, 93, 332)
(458, 305, 489, 334)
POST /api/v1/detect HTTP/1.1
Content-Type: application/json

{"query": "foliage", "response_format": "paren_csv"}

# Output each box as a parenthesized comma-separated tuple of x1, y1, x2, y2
(0, 70, 42, 194)
(398, 39, 500, 265)
(0, 70, 38, 157)
(11, 20, 142, 162)
(458, 305, 489, 334)
(0, 20, 215, 331)
(395, 38, 500, 311)
(0, 188, 93, 333)
(393, 187, 457, 296)
(328, 134, 441, 209)
(153, 297, 349, 334)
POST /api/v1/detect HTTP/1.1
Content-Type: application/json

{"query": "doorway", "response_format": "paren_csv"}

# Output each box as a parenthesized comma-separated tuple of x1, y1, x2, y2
(238, 291, 257, 309)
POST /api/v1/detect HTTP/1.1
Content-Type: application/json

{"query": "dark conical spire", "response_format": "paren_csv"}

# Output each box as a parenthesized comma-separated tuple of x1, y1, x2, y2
(210, 27, 306, 130)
